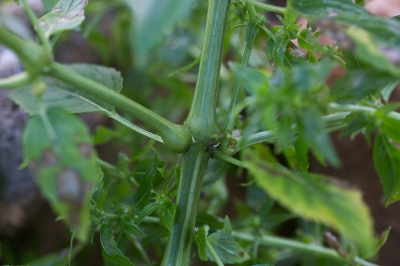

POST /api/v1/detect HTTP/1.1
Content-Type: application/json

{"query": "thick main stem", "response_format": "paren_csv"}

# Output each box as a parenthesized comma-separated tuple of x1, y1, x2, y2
(161, 145, 211, 265)
(162, 0, 230, 264)
(186, 0, 231, 141)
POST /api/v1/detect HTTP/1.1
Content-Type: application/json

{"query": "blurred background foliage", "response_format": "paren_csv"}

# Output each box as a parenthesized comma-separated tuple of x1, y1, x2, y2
(0, 0, 400, 265)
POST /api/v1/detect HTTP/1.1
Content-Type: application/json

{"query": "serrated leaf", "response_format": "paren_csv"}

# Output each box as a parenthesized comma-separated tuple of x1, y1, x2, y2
(380, 115, 400, 144)
(341, 49, 363, 71)
(93, 126, 115, 145)
(229, 63, 267, 96)
(136, 202, 160, 224)
(123, 219, 146, 237)
(373, 133, 400, 206)
(266, 35, 290, 67)
(339, 112, 373, 139)
(344, 26, 400, 76)
(10, 64, 122, 114)
(159, 201, 176, 232)
(39, 0, 87, 38)
(221, 216, 232, 235)
(298, 29, 325, 53)
(133, 156, 159, 209)
(333, 15, 400, 48)
(245, 149, 375, 257)
(22, 108, 101, 242)
(100, 224, 135, 266)
(129, 0, 198, 65)
(195, 212, 224, 230)
(288, 0, 368, 17)
(331, 69, 396, 104)
(296, 107, 339, 166)
(195, 226, 208, 261)
(207, 232, 250, 264)
(295, 134, 309, 172)
(317, 15, 400, 75)
(96, 183, 110, 210)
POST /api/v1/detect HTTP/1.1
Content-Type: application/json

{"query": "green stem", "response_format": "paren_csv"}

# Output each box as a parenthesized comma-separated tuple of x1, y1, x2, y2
(161, 144, 211, 266)
(237, 112, 349, 150)
(329, 103, 400, 121)
(48, 63, 190, 152)
(186, 0, 231, 142)
(205, 240, 225, 266)
(105, 213, 159, 224)
(110, 113, 163, 143)
(130, 235, 153, 266)
(0, 27, 47, 75)
(21, 0, 52, 58)
(0, 72, 31, 88)
(245, 0, 286, 14)
(107, 213, 375, 265)
(232, 231, 377, 266)
(223, 19, 258, 132)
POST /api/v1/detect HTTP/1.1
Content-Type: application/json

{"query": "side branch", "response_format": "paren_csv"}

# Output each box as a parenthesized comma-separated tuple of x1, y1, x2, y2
(48, 63, 190, 152)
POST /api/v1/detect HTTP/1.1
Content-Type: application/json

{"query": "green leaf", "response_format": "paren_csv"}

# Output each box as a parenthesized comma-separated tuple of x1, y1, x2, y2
(195, 212, 224, 230)
(136, 202, 160, 224)
(207, 232, 250, 264)
(159, 201, 176, 232)
(28, 245, 82, 266)
(41, 0, 61, 12)
(123, 219, 146, 237)
(10, 64, 122, 114)
(331, 69, 396, 104)
(133, 156, 159, 209)
(93, 126, 116, 145)
(317, 15, 400, 75)
(339, 112, 373, 140)
(296, 107, 339, 166)
(288, 0, 368, 17)
(96, 183, 110, 210)
(344, 26, 400, 76)
(333, 15, 400, 48)
(245, 149, 375, 257)
(298, 29, 325, 53)
(195, 226, 208, 261)
(100, 224, 135, 266)
(380, 115, 400, 144)
(376, 227, 391, 253)
(295, 134, 309, 172)
(22, 108, 101, 242)
(39, 0, 87, 38)
(129, 0, 198, 65)
(266, 35, 290, 67)
(229, 63, 267, 96)
(341, 49, 363, 71)
(221, 216, 232, 235)
(373, 133, 400, 206)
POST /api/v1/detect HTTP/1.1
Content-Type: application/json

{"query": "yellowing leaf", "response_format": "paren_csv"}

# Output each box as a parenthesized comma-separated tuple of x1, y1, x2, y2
(245, 149, 375, 257)
(22, 108, 101, 242)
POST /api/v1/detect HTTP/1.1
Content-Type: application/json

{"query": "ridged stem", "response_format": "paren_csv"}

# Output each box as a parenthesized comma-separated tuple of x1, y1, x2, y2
(161, 144, 211, 265)
(185, 0, 231, 142)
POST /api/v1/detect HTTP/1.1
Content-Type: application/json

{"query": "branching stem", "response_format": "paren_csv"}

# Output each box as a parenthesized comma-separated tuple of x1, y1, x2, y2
(0, 72, 31, 88)
(48, 63, 190, 152)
